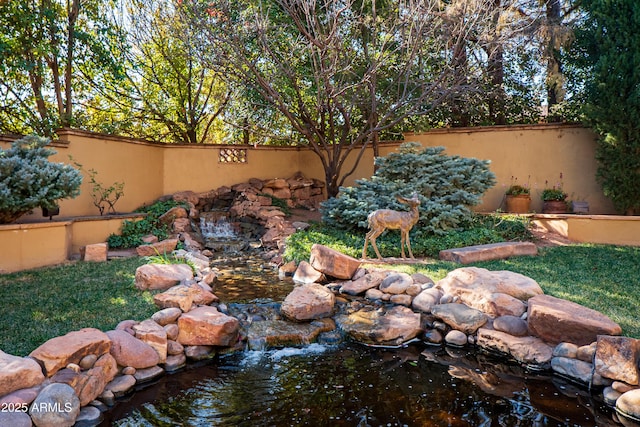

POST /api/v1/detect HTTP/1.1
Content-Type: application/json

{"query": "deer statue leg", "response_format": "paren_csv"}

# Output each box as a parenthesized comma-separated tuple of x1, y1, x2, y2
(399, 232, 407, 258)
(364, 228, 384, 260)
(370, 235, 383, 260)
(404, 230, 415, 259)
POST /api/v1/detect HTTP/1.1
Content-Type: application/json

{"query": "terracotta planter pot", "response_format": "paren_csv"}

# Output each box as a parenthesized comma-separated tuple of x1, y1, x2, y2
(505, 195, 531, 214)
(542, 200, 568, 214)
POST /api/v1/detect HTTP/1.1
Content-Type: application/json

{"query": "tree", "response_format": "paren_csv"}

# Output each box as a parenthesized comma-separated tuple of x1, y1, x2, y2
(574, 0, 640, 214)
(183, 0, 504, 197)
(0, 0, 122, 136)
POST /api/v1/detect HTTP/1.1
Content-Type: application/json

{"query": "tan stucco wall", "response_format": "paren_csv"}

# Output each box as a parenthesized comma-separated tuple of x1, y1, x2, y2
(402, 124, 616, 214)
(534, 215, 640, 246)
(0, 222, 71, 272)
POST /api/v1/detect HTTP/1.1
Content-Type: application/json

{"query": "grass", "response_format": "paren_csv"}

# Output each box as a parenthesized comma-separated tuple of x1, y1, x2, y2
(1, 237, 638, 358)
(0, 257, 157, 357)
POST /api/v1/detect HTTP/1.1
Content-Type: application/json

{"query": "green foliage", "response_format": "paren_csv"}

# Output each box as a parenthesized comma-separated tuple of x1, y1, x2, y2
(258, 193, 291, 216)
(145, 251, 197, 274)
(505, 185, 530, 196)
(575, 0, 640, 213)
(107, 199, 187, 248)
(321, 143, 496, 234)
(72, 159, 125, 215)
(0, 136, 82, 223)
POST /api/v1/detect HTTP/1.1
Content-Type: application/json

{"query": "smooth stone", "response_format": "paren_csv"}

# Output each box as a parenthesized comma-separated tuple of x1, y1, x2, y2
(29, 383, 80, 427)
(616, 389, 640, 422)
(445, 330, 468, 347)
(133, 366, 164, 384)
(75, 405, 103, 427)
(164, 354, 187, 372)
(105, 375, 136, 397)
(553, 342, 579, 358)
(493, 315, 529, 337)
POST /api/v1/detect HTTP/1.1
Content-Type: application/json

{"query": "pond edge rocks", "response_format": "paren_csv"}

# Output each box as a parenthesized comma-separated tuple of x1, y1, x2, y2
(1, 244, 639, 426)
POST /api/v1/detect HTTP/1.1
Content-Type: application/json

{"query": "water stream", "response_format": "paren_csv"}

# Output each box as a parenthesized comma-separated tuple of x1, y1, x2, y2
(98, 252, 619, 426)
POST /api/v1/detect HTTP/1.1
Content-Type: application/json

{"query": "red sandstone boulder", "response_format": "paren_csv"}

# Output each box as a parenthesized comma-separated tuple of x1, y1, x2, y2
(339, 270, 389, 295)
(76, 353, 118, 406)
(431, 303, 488, 335)
(292, 261, 324, 285)
(281, 283, 336, 321)
(476, 328, 554, 367)
(133, 319, 168, 363)
(135, 238, 179, 257)
(177, 306, 240, 347)
(135, 263, 194, 291)
(80, 243, 108, 262)
(336, 305, 422, 346)
(106, 330, 161, 369)
(29, 328, 110, 377)
(527, 294, 622, 346)
(594, 335, 640, 385)
(0, 351, 45, 397)
(309, 244, 361, 280)
(153, 285, 198, 312)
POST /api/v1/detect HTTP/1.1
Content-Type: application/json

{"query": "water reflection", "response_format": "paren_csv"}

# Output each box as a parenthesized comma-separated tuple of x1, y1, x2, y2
(101, 343, 613, 427)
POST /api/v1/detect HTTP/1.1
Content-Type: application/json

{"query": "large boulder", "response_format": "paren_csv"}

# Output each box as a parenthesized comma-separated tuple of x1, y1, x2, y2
(439, 242, 537, 264)
(437, 267, 543, 317)
(105, 330, 161, 369)
(594, 335, 640, 385)
(177, 306, 240, 346)
(292, 261, 324, 285)
(335, 306, 422, 346)
(309, 244, 361, 280)
(29, 328, 110, 377)
(527, 295, 622, 346)
(135, 238, 179, 257)
(281, 284, 336, 321)
(133, 319, 168, 363)
(431, 303, 488, 335)
(0, 351, 45, 397)
(153, 285, 197, 312)
(135, 263, 194, 291)
(339, 270, 388, 296)
(29, 383, 80, 427)
(476, 328, 554, 367)
(617, 389, 640, 423)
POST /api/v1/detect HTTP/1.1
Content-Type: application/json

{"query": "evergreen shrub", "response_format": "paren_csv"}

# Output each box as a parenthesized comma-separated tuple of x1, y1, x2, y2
(0, 136, 82, 223)
(321, 142, 496, 235)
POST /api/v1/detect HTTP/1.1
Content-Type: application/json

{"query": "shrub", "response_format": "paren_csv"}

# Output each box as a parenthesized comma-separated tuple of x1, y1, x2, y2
(321, 142, 496, 234)
(0, 136, 82, 223)
(107, 199, 187, 248)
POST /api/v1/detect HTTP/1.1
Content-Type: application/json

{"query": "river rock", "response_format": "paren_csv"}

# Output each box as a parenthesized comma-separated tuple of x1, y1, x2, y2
(476, 328, 554, 367)
(29, 328, 110, 377)
(527, 295, 622, 346)
(29, 383, 80, 427)
(379, 273, 414, 294)
(164, 353, 187, 372)
(153, 285, 197, 312)
(616, 389, 640, 423)
(75, 405, 102, 426)
(105, 330, 160, 369)
(167, 340, 184, 355)
(493, 315, 529, 337)
(133, 319, 168, 363)
(0, 351, 45, 397)
(0, 411, 32, 427)
(339, 270, 388, 295)
(437, 267, 542, 317)
(183, 345, 215, 361)
(365, 288, 384, 301)
(445, 330, 468, 347)
(390, 294, 413, 306)
(431, 303, 488, 335)
(412, 288, 443, 313)
(159, 206, 189, 225)
(0, 386, 40, 407)
(577, 342, 597, 362)
(164, 324, 179, 341)
(76, 353, 118, 406)
(152, 307, 183, 326)
(135, 263, 194, 291)
(281, 283, 336, 321)
(292, 261, 324, 285)
(135, 238, 179, 257)
(595, 335, 640, 385)
(551, 357, 593, 384)
(335, 306, 422, 346)
(177, 306, 240, 346)
(553, 342, 579, 358)
(247, 319, 335, 350)
(134, 365, 164, 384)
(309, 244, 361, 280)
(105, 375, 136, 397)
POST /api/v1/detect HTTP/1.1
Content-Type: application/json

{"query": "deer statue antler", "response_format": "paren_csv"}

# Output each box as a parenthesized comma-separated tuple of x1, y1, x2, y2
(362, 193, 421, 260)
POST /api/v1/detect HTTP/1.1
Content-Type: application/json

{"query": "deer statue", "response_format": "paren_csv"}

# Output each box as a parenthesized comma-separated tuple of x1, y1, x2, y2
(362, 193, 421, 260)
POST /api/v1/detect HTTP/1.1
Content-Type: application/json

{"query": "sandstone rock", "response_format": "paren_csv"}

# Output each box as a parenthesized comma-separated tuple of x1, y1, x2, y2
(181, 232, 204, 251)
(105, 375, 136, 397)
(105, 330, 160, 369)
(431, 303, 488, 335)
(339, 270, 388, 295)
(527, 295, 622, 346)
(133, 319, 168, 363)
(135, 263, 194, 291)
(172, 190, 199, 206)
(379, 273, 414, 294)
(476, 328, 554, 367)
(0, 411, 32, 427)
(153, 285, 197, 312)
(190, 284, 218, 306)
(423, 329, 443, 345)
(412, 288, 443, 313)
(551, 357, 593, 384)
(604, 386, 623, 406)
(553, 342, 579, 358)
(493, 315, 529, 337)
(79, 354, 98, 370)
(389, 294, 413, 306)
(616, 389, 640, 423)
(159, 207, 189, 226)
(177, 306, 240, 347)
(278, 261, 298, 278)
(184, 345, 215, 361)
(411, 273, 435, 287)
(365, 288, 384, 301)
(167, 340, 184, 355)
(0, 351, 45, 396)
(151, 307, 183, 326)
(309, 244, 361, 280)
(437, 267, 542, 317)
(29, 383, 80, 427)
(29, 328, 110, 377)
(164, 353, 187, 372)
(164, 324, 179, 341)
(577, 342, 597, 362)
(0, 386, 40, 407)
(595, 335, 640, 385)
(80, 243, 108, 262)
(76, 353, 118, 406)
(135, 238, 179, 257)
(172, 218, 192, 233)
(281, 284, 336, 321)
(292, 261, 324, 285)
(439, 241, 537, 264)
(335, 306, 422, 346)
(613, 381, 637, 394)
(246, 319, 335, 350)
(115, 319, 137, 335)
(445, 330, 468, 347)
(134, 365, 164, 384)
(75, 406, 102, 427)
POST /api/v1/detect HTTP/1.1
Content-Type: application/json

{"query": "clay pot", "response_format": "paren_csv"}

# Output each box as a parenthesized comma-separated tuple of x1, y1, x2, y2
(542, 200, 568, 214)
(505, 195, 531, 214)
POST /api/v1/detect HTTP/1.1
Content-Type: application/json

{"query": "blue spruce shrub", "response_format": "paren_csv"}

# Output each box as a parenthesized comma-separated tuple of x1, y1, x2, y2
(321, 142, 496, 234)
(0, 136, 82, 223)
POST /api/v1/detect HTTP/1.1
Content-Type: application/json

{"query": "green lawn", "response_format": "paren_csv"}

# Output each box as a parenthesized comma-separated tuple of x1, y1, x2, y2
(1, 243, 638, 358)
